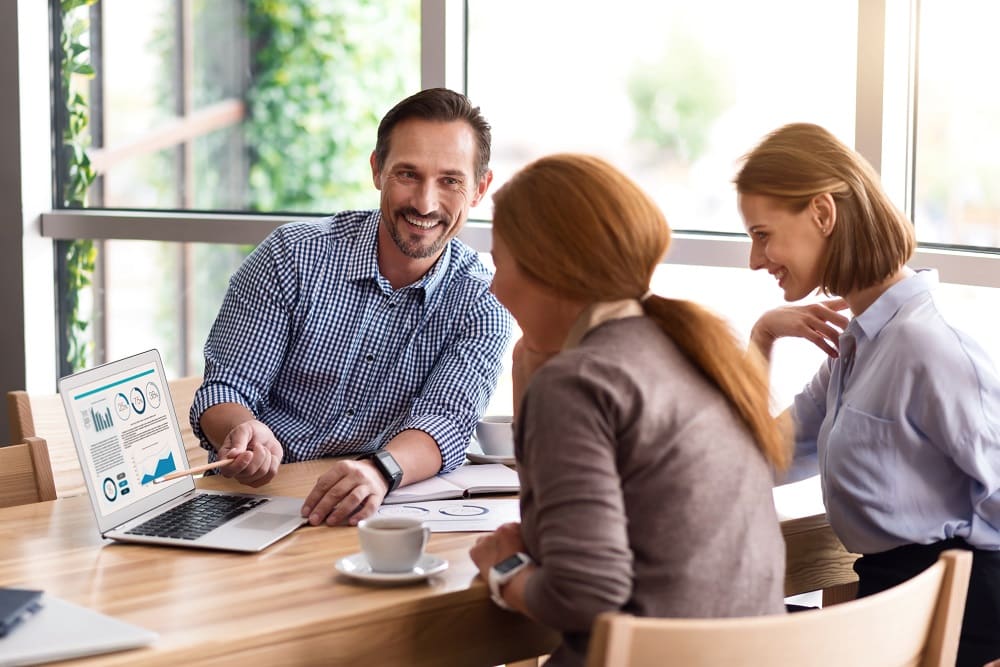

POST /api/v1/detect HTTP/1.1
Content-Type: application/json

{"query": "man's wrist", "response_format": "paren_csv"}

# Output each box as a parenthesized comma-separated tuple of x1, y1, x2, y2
(357, 449, 403, 493)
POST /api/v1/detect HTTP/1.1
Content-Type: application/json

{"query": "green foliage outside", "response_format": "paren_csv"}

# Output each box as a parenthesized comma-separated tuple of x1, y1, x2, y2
(59, 0, 99, 372)
(627, 30, 730, 163)
(56, 0, 421, 373)
(245, 0, 420, 213)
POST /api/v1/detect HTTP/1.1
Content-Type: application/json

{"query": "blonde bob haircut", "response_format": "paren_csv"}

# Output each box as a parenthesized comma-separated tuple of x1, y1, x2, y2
(735, 123, 915, 296)
(492, 153, 788, 470)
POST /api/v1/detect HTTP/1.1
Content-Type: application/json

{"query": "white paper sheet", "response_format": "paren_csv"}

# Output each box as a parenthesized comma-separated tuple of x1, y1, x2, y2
(376, 498, 520, 532)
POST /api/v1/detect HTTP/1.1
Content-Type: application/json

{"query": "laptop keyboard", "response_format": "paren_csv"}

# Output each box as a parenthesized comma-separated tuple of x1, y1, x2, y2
(125, 494, 270, 541)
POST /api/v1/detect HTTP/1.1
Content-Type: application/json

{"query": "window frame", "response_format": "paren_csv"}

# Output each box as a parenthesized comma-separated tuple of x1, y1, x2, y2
(15, 0, 1000, 393)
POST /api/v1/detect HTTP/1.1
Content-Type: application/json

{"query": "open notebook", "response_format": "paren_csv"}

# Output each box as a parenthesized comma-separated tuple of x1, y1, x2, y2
(383, 463, 519, 504)
(58, 350, 306, 552)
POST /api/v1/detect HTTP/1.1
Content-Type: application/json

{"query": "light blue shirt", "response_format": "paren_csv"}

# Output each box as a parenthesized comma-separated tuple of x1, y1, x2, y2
(793, 270, 1000, 554)
(191, 210, 512, 472)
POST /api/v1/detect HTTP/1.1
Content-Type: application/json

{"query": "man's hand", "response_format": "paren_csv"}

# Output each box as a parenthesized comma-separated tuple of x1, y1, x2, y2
(470, 522, 527, 582)
(301, 459, 389, 526)
(215, 419, 283, 487)
(750, 298, 850, 360)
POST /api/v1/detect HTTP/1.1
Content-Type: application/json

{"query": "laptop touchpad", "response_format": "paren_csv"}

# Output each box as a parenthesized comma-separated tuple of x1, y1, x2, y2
(237, 512, 300, 531)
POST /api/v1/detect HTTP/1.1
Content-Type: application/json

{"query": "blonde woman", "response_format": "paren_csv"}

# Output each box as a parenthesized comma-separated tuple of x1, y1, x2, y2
(738, 123, 1000, 667)
(470, 154, 788, 667)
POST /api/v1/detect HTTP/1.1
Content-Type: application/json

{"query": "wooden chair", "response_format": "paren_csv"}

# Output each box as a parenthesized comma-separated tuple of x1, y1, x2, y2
(783, 512, 861, 605)
(7, 375, 205, 497)
(0, 436, 57, 507)
(585, 549, 972, 667)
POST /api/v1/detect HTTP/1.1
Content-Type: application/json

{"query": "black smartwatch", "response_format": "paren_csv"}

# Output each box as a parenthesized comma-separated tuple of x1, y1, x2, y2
(358, 449, 403, 493)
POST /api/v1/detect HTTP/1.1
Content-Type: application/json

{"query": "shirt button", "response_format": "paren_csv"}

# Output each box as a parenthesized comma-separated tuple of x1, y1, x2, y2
(387, 302, 396, 309)
(364, 354, 374, 362)
(346, 409, 355, 417)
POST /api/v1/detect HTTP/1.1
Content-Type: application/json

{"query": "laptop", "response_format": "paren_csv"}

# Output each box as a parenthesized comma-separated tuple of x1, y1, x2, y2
(58, 349, 306, 552)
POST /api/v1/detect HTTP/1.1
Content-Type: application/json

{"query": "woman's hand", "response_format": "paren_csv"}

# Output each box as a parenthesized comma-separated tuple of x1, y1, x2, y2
(751, 298, 850, 360)
(469, 522, 527, 582)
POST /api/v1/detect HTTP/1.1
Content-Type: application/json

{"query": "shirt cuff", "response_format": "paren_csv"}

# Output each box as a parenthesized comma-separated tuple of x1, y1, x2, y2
(190, 382, 256, 452)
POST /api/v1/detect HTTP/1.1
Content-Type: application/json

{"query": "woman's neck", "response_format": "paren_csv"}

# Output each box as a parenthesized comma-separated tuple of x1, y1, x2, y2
(843, 266, 914, 316)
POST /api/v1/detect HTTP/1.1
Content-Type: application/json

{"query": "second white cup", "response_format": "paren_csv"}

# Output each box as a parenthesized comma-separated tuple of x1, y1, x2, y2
(476, 415, 514, 457)
(357, 516, 429, 573)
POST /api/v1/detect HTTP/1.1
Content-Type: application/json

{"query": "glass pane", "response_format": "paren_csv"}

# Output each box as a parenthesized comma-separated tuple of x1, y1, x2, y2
(650, 264, 826, 411)
(54, 0, 420, 373)
(479, 250, 830, 416)
(467, 1, 857, 231)
(68, 0, 421, 213)
(913, 1, 1000, 246)
(100, 241, 252, 378)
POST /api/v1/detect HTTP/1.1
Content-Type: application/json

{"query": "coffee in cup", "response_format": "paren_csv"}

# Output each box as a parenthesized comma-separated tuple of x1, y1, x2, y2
(357, 516, 430, 573)
(475, 415, 514, 457)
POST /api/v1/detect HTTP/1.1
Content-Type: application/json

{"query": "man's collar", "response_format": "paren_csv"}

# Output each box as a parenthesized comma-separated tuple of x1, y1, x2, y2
(344, 210, 454, 303)
(344, 210, 381, 283)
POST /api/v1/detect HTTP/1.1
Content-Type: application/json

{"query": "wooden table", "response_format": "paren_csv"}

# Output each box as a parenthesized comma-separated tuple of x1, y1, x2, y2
(0, 461, 558, 666)
(0, 463, 855, 666)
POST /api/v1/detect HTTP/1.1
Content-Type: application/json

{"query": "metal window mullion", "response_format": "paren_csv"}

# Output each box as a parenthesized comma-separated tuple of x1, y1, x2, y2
(420, 0, 465, 91)
(91, 0, 108, 365)
(178, 0, 195, 375)
(855, 0, 887, 174)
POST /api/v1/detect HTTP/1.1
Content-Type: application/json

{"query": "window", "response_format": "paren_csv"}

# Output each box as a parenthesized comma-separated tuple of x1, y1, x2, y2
(34, 0, 1000, 405)
(913, 0, 1000, 247)
(53, 0, 420, 376)
(467, 0, 857, 231)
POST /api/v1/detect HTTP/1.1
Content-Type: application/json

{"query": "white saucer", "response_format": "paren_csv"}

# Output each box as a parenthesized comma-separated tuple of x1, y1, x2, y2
(466, 451, 515, 466)
(335, 553, 449, 584)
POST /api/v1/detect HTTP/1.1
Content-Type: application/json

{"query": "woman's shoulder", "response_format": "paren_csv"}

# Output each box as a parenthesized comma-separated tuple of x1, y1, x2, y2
(883, 298, 993, 371)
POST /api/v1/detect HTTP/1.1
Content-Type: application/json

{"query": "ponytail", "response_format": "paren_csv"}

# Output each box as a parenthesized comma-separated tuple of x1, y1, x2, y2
(643, 295, 789, 470)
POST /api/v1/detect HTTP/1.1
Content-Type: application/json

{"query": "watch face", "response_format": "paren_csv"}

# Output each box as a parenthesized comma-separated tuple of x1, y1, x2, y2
(494, 554, 526, 575)
(375, 450, 402, 478)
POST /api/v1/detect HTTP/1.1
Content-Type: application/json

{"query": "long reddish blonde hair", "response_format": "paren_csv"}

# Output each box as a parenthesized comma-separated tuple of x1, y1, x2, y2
(492, 153, 788, 470)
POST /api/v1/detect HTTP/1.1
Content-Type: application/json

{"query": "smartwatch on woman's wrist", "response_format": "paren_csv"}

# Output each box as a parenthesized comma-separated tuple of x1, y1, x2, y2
(488, 552, 533, 610)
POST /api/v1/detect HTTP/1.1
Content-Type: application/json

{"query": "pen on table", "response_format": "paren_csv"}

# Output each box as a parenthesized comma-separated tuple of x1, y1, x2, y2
(153, 458, 235, 484)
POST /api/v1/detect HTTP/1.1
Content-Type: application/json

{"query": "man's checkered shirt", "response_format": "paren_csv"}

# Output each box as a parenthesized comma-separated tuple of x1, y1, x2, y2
(190, 210, 512, 472)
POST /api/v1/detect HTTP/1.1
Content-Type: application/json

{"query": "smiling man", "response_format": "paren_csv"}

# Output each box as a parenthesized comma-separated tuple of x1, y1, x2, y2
(191, 88, 512, 526)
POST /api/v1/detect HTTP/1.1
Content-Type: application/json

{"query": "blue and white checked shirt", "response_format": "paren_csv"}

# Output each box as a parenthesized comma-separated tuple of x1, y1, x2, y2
(190, 210, 512, 472)
(792, 270, 1000, 554)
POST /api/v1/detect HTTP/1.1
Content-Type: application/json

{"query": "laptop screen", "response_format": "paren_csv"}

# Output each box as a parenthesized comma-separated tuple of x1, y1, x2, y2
(63, 353, 189, 518)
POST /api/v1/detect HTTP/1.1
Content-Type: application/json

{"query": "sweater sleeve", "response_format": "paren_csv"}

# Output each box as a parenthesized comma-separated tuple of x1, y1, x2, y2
(519, 360, 634, 632)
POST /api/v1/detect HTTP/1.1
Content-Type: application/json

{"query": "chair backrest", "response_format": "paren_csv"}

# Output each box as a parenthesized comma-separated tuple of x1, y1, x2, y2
(586, 549, 972, 667)
(0, 436, 57, 507)
(6, 375, 206, 498)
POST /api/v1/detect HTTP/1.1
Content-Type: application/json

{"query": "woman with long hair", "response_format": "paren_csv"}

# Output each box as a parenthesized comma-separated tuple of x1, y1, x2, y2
(470, 153, 788, 667)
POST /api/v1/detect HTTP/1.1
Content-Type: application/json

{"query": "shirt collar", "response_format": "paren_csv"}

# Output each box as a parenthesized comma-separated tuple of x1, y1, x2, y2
(563, 299, 644, 350)
(344, 210, 453, 304)
(345, 210, 381, 284)
(851, 269, 938, 340)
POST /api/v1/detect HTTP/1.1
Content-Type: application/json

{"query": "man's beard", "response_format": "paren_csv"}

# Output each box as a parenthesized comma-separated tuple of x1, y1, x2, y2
(388, 209, 451, 259)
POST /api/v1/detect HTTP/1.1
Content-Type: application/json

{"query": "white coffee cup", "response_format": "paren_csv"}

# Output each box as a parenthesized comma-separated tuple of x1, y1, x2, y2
(357, 516, 430, 573)
(476, 415, 514, 457)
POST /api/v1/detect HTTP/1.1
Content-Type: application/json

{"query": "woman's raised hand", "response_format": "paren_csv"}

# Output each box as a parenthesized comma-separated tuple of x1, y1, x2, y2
(751, 298, 850, 360)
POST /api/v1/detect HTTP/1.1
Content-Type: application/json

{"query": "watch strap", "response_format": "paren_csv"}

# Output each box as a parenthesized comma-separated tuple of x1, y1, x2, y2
(357, 449, 403, 493)
(488, 552, 533, 610)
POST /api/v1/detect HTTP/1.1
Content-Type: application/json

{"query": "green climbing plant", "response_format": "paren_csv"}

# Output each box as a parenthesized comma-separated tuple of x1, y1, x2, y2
(59, 0, 99, 372)
(245, 0, 419, 212)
